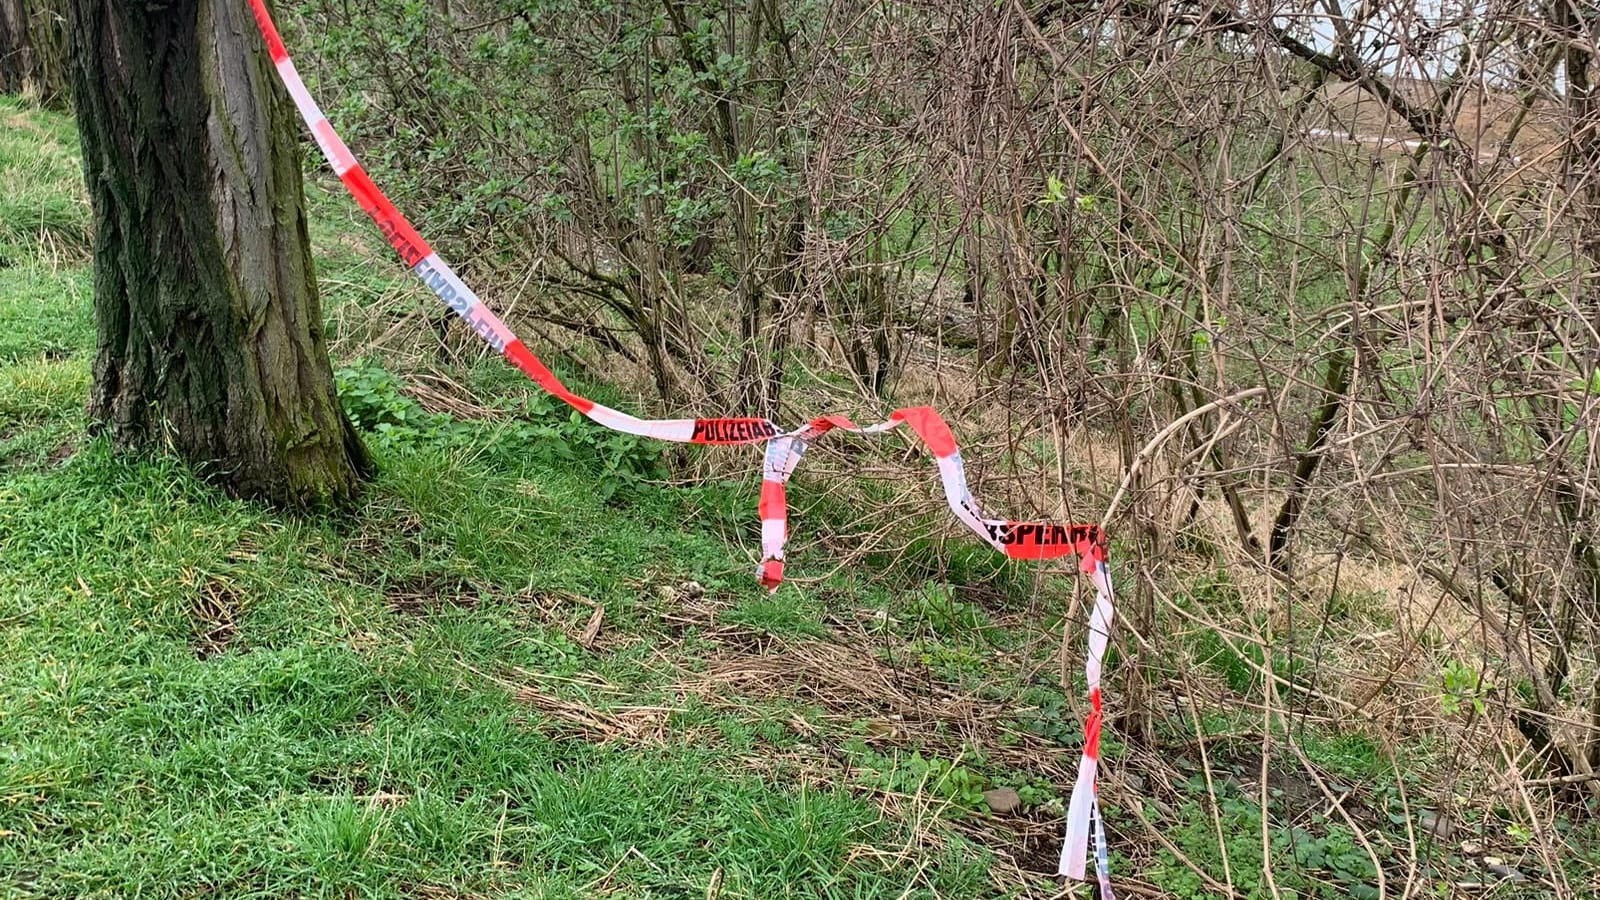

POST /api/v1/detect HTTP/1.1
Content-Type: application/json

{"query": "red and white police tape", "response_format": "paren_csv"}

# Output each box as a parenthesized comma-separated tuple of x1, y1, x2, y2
(244, 0, 1115, 890)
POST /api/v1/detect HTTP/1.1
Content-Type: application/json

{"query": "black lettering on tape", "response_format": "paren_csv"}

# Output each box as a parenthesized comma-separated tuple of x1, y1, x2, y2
(693, 419, 777, 442)
(992, 523, 1105, 549)
(376, 214, 422, 266)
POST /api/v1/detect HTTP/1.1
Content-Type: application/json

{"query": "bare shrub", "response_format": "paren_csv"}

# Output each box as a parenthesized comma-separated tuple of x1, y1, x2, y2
(290, 0, 1600, 893)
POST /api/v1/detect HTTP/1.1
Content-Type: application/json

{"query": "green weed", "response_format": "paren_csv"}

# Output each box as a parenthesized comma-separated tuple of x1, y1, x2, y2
(0, 96, 90, 260)
(845, 742, 990, 814)
(1149, 777, 1383, 900)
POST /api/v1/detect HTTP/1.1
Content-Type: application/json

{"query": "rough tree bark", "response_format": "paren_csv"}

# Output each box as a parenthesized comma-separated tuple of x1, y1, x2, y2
(1, 0, 70, 106)
(66, 0, 370, 505)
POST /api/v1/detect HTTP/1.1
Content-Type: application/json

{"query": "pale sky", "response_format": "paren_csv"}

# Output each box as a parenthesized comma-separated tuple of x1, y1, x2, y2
(1283, 0, 1573, 91)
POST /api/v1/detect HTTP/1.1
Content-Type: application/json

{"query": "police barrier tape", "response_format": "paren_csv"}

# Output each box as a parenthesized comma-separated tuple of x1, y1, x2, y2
(244, 0, 1114, 890)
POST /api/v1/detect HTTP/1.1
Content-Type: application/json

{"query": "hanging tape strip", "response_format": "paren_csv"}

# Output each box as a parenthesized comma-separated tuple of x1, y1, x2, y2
(244, 0, 1113, 887)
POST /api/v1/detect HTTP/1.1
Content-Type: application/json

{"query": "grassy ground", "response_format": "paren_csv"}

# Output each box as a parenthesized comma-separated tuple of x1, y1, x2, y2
(0, 95, 1074, 900)
(3, 95, 1594, 900)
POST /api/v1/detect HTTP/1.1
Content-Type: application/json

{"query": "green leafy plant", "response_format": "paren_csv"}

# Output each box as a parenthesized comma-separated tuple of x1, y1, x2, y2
(846, 743, 989, 813)
(337, 360, 665, 500)
(1150, 779, 1382, 900)
(1038, 173, 1070, 206)
(336, 360, 472, 450)
(495, 388, 667, 501)
(911, 582, 989, 638)
(1015, 682, 1076, 746)
(1439, 658, 1491, 716)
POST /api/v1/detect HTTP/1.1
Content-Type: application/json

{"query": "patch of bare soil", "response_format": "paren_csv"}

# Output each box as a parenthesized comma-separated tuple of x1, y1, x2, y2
(46, 437, 76, 466)
(991, 807, 1069, 874)
(1312, 79, 1562, 166)
(191, 576, 245, 659)
(383, 572, 480, 616)
(348, 507, 425, 563)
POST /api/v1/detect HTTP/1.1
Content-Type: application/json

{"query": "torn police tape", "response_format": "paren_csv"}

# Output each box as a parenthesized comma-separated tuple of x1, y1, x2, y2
(244, 1, 1114, 890)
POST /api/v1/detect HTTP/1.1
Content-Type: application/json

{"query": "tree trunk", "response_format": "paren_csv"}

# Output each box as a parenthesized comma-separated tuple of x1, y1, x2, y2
(1, 0, 70, 106)
(0, 0, 30, 93)
(66, 0, 370, 506)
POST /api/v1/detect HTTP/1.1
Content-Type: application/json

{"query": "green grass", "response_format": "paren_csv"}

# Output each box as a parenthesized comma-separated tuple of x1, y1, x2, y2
(0, 96, 90, 263)
(0, 266, 92, 364)
(0, 97, 1029, 899)
(0, 388, 1010, 897)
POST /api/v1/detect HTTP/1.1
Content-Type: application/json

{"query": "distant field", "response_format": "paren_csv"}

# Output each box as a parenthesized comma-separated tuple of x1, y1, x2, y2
(1307, 77, 1561, 166)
